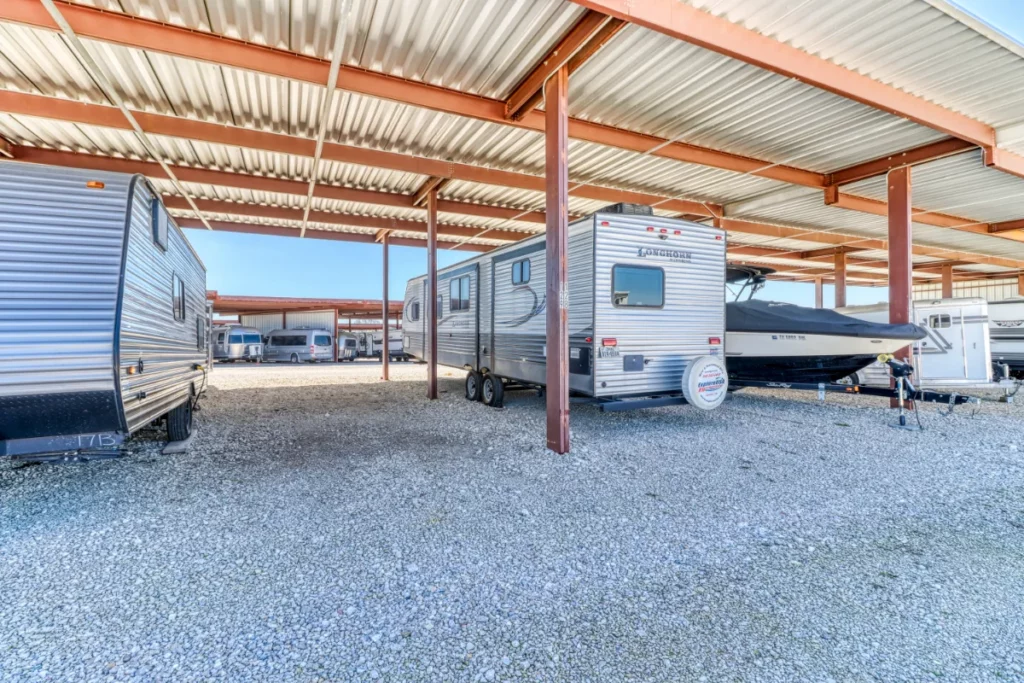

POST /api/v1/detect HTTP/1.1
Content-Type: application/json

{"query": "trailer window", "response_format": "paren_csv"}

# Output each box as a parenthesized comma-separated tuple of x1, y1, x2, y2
(612, 265, 664, 308)
(449, 275, 471, 311)
(315, 335, 331, 347)
(244, 334, 261, 344)
(270, 335, 307, 346)
(229, 334, 244, 343)
(216, 332, 225, 343)
(438, 295, 443, 319)
(409, 302, 420, 321)
(197, 316, 205, 350)
(172, 274, 185, 321)
(929, 313, 951, 329)
(512, 258, 531, 285)
(152, 202, 169, 251)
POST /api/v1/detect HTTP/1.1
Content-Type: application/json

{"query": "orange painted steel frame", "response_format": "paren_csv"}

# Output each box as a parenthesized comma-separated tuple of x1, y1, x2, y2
(426, 190, 439, 400)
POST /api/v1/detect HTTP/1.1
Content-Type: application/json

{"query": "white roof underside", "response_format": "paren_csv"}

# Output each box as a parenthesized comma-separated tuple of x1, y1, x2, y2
(0, 0, 1021, 273)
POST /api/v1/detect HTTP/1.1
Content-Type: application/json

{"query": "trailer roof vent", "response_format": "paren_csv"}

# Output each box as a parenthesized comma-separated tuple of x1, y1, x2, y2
(599, 203, 653, 216)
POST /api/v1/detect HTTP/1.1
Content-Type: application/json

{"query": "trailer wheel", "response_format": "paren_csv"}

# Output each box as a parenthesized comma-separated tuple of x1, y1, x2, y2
(166, 398, 192, 442)
(290, 353, 299, 364)
(465, 371, 482, 401)
(482, 374, 504, 408)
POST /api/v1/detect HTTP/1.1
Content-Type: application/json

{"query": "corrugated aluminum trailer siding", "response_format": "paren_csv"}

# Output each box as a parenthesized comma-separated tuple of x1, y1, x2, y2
(0, 160, 128, 397)
(240, 313, 285, 336)
(118, 181, 207, 432)
(490, 220, 594, 392)
(593, 214, 726, 397)
(437, 263, 479, 368)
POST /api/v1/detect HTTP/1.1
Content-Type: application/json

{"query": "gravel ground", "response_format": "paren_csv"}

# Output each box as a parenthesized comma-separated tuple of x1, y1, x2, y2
(2, 361, 1023, 682)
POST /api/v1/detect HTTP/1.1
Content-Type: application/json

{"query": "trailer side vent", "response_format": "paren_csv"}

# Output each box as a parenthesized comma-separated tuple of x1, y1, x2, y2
(598, 203, 653, 216)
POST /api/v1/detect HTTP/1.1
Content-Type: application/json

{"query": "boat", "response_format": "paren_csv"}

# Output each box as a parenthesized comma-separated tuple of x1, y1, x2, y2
(724, 265, 927, 384)
(989, 297, 1024, 378)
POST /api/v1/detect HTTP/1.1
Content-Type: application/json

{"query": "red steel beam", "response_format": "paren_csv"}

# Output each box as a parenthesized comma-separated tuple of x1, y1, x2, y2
(826, 138, 976, 187)
(413, 177, 450, 207)
(160, 195, 525, 242)
(570, 0, 994, 149)
(505, 10, 608, 120)
(173, 217, 493, 252)
(718, 218, 1024, 270)
(0, 136, 12, 158)
(798, 245, 867, 259)
(426, 189, 439, 400)
(545, 66, 570, 455)
(834, 252, 847, 308)
(0, 92, 718, 217)
(888, 167, 914, 368)
(989, 218, 1024, 234)
(0, 0, 824, 189)
(1020, 273, 1024, 295)
(824, 187, 1000, 236)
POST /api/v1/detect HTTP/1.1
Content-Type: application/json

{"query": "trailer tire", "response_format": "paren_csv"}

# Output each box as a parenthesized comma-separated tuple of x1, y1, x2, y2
(166, 398, 193, 442)
(290, 353, 299, 364)
(482, 374, 504, 408)
(466, 371, 482, 401)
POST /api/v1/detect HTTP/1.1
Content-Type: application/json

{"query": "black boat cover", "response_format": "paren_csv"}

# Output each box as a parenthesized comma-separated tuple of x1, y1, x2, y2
(727, 300, 927, 340)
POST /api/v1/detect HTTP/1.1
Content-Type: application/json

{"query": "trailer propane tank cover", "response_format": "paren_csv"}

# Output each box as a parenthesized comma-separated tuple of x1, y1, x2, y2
(682, 356, 729, 410)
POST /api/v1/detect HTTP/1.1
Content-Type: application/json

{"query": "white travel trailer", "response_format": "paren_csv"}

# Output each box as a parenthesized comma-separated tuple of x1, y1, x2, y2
(402, 206, 729, 410)
(988, 297, 1024, 378)
(838, 298, 1000, 389)
(0, 160, 207, 459)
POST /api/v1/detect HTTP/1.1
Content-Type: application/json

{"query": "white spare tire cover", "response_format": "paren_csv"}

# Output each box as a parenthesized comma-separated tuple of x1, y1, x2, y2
(682, 355, 729, 410)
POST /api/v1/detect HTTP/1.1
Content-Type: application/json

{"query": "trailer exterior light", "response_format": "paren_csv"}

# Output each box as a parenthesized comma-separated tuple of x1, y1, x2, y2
(602, 338, 617, 347)
(86, 180, 105, 189)
(584, 337, 592, 343)
(600, 221, 610, 226)
(646, 227, 654, 232)
(674, 230, 681, 235)
(660, 228, 668, 234)
(709, 337, 721, 345)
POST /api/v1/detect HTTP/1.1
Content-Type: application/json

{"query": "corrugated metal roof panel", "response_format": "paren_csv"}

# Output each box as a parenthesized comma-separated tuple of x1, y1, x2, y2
(567, 22, 947, 173)
(684, 0, 1024, 129)
(69, 0, 583, 100)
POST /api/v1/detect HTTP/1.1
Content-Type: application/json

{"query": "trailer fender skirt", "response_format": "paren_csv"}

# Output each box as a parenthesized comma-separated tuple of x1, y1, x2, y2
(682, 356, 729, 410)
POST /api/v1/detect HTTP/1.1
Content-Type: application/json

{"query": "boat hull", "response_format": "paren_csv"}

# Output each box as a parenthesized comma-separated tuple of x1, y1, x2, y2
(726, 332, 914, 383)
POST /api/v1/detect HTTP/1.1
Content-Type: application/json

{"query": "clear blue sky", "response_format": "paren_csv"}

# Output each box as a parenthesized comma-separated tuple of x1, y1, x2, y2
(186, 0, 1022, 309)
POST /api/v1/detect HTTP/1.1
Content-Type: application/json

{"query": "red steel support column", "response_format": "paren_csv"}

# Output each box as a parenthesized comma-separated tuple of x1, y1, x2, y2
(1019, 272, 1024, 295)
(333, 308, 339, 362)
(426, 189, 439, 399)
(814, 278, 823, 308)
(888, 166, 913, 409)
(545, 66, 570, 454)
(941, 264, 954, 298)
(381, 232, 390, 381)
(834, 252, 847, 308)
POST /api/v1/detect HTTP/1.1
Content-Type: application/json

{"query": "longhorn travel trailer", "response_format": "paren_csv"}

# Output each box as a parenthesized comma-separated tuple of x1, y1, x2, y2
(402, 204, 730, 411)
(0, 160, 208, 460)
(989, 297, 1024, 378)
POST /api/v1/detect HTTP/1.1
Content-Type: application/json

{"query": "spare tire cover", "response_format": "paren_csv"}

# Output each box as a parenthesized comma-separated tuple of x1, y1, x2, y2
(682, 355, 729, 410)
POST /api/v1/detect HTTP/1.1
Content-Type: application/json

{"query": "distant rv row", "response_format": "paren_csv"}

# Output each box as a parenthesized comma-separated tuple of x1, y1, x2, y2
(211, 326, 410, 363)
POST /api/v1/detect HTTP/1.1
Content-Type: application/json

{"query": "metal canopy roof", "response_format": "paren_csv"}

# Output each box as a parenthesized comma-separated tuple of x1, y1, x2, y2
(1, 0, 1024, 285)
(208, 292, 403, 318)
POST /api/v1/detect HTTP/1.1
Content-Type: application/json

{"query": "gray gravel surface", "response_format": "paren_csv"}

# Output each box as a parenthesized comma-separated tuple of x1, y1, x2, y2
(2, 361, 1023, 682)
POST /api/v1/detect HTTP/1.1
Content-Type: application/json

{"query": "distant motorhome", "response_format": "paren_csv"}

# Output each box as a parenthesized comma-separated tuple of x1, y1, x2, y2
(337, 333, 359, 362)
(263, 328, 334, 363)
(0, 160, 207, 459)
(212, 325, 264, 362)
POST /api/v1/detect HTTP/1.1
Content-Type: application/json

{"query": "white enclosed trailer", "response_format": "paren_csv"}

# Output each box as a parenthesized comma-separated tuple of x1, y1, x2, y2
(0, 160, 207, 459)
(838, 298, 1006, 389)
(402, 206, 729, 410)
